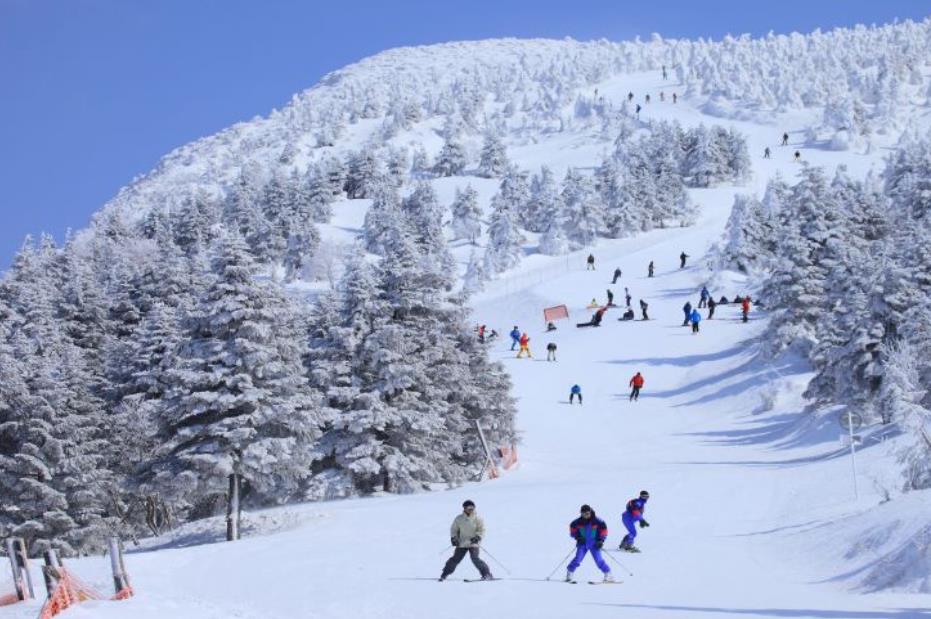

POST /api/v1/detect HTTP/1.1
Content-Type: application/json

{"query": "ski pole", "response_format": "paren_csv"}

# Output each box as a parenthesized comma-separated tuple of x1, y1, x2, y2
(438, 543, 455, 556)
(544, 548, 575, 581)
(477, 545, 511, 575)
(604, 548, 634, 576)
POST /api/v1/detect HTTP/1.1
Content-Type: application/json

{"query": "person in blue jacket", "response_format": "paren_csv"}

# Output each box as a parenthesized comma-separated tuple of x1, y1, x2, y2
(566, 505, 613, 582)
(619, 490, 650, 552)
(569, 384, 582, 405)
(699, 286, 710, 308)
(690, 308, 702, 334)
(509, 326, 521, 351)
(682, 301, 693, 326)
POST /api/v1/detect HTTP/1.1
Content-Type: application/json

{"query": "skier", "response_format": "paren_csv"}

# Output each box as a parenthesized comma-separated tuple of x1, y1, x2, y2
(477, 324, 486, 343)
(781, 132, 789, 146)
(619, 308, 635, 321)
(607, 289, 615, 306)
(682, 301, 693, 326)
(690, 308, 702, 333)
(659, 91, 665, 102)
(516, 332, 532, 358)
(547, 321, 558, 332)
(648, 261, 654, 278)
(619, 491, 650, 552)
(707, 296, 717, 319)
(794, 150, 801, 162)
(679, 251, 689, 269)
(624, 287, 632, 308)
(509, 326, 521, 351)
(672, 92, 677, 104)
(629, 372, 644, 401)
(635, 103, 641, 118)
(570, 384, 582, 405)
(612, 267, 622, 284)
(440, 500, 493, 581)
(741, 296, 751, 323)
(547, 342, 558, 361)
(587, 254, 596, 271)
(698, 286, 709, 308)
(487, 329, 499, 342)
(627, 91, 634, 102)
(566, 505, 613, 583)
(764, 147, 771, 159)
(645, 94, 651, 104)
(662, 64, 667, 80)
(639, 299, 649, 321)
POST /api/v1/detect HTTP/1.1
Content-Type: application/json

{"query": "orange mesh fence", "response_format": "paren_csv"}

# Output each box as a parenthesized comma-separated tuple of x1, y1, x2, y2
(112, 585, 134, 601)
(543, 305, 569, 323)
(38, 568, 106, 619)
(499, 445, 519, 470)
(0, 592, 20, 606)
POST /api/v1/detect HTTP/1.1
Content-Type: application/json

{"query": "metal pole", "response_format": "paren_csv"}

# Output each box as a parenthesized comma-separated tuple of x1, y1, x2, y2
(474, 421, 498, 479)
(544, 548, 576, 581)
(604, 548, 634, 576)
(848, 410, 859, 500)
(6, 538, 26, 601)
(13, 538, 34, 599)
(226, 473, 241, 541)
(476, 545, 511, 575)
(108, 538, 128, 593)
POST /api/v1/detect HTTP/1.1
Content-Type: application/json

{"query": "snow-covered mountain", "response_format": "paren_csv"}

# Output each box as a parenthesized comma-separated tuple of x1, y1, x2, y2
(3, 17, 931, 619)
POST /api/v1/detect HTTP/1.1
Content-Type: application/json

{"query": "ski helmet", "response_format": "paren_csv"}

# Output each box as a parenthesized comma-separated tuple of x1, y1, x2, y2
(639, 490, 650, 499)
(580, 504, 592, 514)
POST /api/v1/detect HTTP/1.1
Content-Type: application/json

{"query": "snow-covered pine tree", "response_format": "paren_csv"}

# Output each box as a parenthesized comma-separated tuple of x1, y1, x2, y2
(560, 168, 603, 248)
(450, 185, 482, 244)
(522, 165, 558, 233)
(483, 180, 526, 274)
(478, 133, 509, 178)
(433, 135, 467, 177)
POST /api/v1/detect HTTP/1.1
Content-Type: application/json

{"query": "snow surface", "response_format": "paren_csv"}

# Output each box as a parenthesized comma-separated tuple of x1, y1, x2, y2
(5, 55, 931, 619)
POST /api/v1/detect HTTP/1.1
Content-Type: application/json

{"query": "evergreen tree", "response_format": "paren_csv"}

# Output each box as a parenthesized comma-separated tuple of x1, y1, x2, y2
(478, 133, 509, 178)
(433, 136, 467, 177)
(560, 168, 603, 248)
(450, 185, 482, 244)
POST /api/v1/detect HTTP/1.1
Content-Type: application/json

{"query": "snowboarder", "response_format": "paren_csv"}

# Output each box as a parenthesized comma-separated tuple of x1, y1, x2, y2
(547, 321, 558, 332)
(517, 332, 532, 358)
(624, 287, 632, 307)
(794, 150, 801, 162)
(764, 147, 771, 159)
(440, 500, 493, 581)
(547, 342, 557, 361)
(672, 92, 677, 104)
(698, 286, 710, 308)
(619, 308, 635, 321)
(679, 252, 689, 269)
(510, 326, 521, 351)
(570, 384, 582, 405)
(487, 329, 499, 342)
(587, 254, 596, 271)
(741, 296, 751, 323)
(612, 267, 622, 284)
(648, 261, 654, 278)
(566, 505, 613, 583)
(682, 301, 693, 326)
(690, 308, 702, 333)
(607, 289, 615, 306)
(619, 491, 650, 552)
(588, 298, 599, 308)
(707, 296, 717, 319)
(577, 307, 605, 328)
(629, 372, 644, 401)
(781, 132, 789, 146)
(639, 299, 649, 321)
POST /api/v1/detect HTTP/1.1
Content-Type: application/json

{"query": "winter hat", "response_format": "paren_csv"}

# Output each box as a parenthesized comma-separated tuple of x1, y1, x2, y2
(580, 504, 592, 514)
(463, 500, 475, 509)
(639, 490, 650, 499)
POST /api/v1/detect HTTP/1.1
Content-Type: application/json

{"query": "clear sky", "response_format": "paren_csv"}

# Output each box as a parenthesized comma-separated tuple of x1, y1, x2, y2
(1, 0, 928, 267)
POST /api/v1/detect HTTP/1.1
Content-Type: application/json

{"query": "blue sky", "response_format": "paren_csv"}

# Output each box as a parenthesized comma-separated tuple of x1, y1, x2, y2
(1, 0, 928, 267)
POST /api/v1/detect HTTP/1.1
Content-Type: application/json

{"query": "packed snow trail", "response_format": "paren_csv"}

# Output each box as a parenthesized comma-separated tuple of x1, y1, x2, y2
(6, 72, 931, 619)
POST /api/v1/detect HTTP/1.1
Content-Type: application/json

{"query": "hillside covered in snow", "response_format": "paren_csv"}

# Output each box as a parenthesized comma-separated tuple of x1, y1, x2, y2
(2, 16, 931, 619)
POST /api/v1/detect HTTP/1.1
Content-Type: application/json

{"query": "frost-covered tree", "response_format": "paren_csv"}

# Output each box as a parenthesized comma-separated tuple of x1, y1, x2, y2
(560, 168, 603, 248)
(483, 178, 526, 274)
(716, 194, 774, 273)
(451, 185, 482, 244)
(523, 166, 559, 233)
(433, 136, 467, 177)
(478, 133, 509, 178)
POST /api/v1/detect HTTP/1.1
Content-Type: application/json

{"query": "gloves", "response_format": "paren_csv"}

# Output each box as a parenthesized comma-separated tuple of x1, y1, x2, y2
(470, 536, 481, 545)
(451, 538, 458, 547)
(595, 540, 604, 549)
(575, 535, 585, 545)
(639, 519, 650, 528)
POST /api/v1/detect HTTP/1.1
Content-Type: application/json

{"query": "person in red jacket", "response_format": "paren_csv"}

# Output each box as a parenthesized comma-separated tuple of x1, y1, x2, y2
(741, 296, 751, 323)
(629, 372, 644, 401)
(516, 332, 532, 358)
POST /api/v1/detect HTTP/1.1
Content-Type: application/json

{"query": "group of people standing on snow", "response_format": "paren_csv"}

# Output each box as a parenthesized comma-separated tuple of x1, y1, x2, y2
(439, 492, 652, 582)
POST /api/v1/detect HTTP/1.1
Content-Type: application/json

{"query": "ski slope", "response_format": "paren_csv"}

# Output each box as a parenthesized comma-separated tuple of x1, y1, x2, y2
(5, 71, 931, 619)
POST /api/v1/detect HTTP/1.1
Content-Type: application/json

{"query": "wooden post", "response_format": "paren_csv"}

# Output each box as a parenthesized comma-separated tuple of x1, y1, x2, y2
(226, 473, 240, 541)
(42, 549, 62, 597)
(6, 538, 27, 601)
(13, 539, 34, 600)
(107, 538, 129, 594)
(474, 421, 499, 480)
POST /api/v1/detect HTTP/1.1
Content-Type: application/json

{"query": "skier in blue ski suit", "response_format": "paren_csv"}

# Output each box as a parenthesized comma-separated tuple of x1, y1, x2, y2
(690, 309, 702, 333)
(509, 326, 521, 351)
(699, 286, 710, 308)
(566, 505, 613, 581)
(619, 491, 650, 551)
(570, 384, 582, 405)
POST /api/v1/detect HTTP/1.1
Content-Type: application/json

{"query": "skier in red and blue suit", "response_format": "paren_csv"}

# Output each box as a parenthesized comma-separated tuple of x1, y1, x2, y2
(565, 505, 613, 582)
(619, 490, 650, 552)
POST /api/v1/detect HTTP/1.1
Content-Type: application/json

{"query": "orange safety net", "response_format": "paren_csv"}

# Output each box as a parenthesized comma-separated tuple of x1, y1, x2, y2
(38, 568, 105, 619)
(112, 586, 133, 601)
(499, 445, 519, 470)
(0, 592, 21, 606)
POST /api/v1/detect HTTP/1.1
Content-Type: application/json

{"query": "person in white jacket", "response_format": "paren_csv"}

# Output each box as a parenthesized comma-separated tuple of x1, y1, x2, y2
(439, 500, 493, 581)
